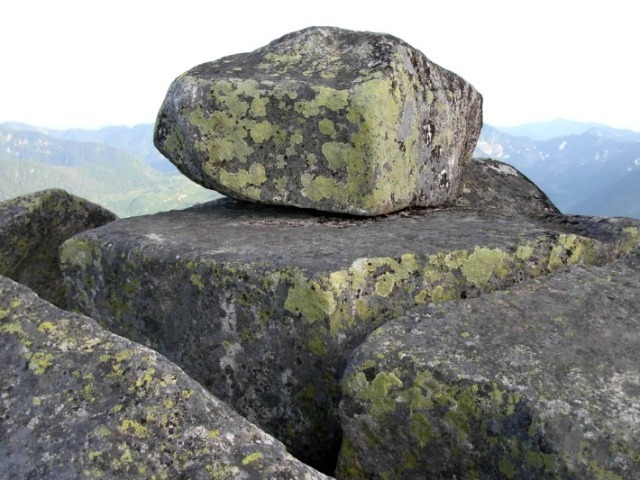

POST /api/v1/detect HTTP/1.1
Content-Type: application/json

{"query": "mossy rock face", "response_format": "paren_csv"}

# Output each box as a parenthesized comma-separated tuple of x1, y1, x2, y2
(60, 197, 640, 470)
(338, 254, 640, 479)
(0, 189, 116, 308)
(154, 26, 483, 216)
(0, 275, 328, 479)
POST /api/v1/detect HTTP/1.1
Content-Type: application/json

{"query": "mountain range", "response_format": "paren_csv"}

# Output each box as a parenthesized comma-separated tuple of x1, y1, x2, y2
(1, 119, 638, 219)
(0, 123, 218, 217)
(474, 121, 640, 218)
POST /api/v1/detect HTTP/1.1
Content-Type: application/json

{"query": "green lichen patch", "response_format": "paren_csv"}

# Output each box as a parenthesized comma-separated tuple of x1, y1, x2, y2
(0, 275, 327, 479)
(0, 189, 115, 308)
(154, 26, 483, 215)
(59, 197, 639, 472)
(339, 254, 640, 479)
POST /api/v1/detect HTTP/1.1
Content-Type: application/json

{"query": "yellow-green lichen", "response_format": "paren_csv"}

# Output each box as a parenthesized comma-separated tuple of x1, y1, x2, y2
(249, 121, 273, 143)
(318, 118, 337, 137)
(119, 419, 149, 438)
(28, 352, 54, 374)
(218, 163, 267, 200)
(462, 247, 509, 287)
(498, 458, 516, 479)
(241, 452, 264, 465)
(284, 278, 336, 323)
(190, 273, 205, 291)
(349, 371, 403, 419)
(516, 245, 533, 261)
(307, 332, 327, 355)
(60, 239, 101, 271)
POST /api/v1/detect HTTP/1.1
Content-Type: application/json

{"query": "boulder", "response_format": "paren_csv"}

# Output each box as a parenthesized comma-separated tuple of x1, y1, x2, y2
(60, 197, 639, 470)
(454, 158, 560, 217)
(154, 26, 482, 216)
(0, 275, 329, 479)
(338, 254, 640, 479)
(0, 189, 116, 308)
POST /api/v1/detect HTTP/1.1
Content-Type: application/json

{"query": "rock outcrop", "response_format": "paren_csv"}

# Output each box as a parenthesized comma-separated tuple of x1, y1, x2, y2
(454, 157, 560, 217)
(338, 253, 640, 479)
(154, 26, 482, 216)
(0, 189, 116, 308)
(2, 26, 637, 480)
(0, 275, 328, 479)
(60, 187, 640, 470)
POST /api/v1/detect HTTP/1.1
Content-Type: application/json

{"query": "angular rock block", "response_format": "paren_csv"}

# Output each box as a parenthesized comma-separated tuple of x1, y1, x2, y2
(338, 254, 640, 479)
(0, 275, 328, 479)
(154, 26, 483, 215)
(60, 198, 639, 469)
(0, 189, 116, 308)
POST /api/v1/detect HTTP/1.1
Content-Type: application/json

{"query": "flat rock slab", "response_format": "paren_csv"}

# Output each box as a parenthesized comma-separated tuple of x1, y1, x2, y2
(0, 275, 328, 479)
(61, 199, 639, 469)
(0, 189, 116, 308)
(154, 26, 482, 215)
(339, 254, 640, 479)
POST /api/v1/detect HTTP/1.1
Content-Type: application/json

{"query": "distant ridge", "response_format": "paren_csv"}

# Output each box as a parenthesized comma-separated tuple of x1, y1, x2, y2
(0, 124, 219, 217)
(475, 122, 640, 219)
(495, 119, 607, 141)
(2, 120, 639, 220)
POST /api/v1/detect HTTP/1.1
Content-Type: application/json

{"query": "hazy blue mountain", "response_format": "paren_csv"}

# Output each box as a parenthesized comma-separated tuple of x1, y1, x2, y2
(583, 125, 640, 143)
(0, 122, 175, 173)
(0, 126, 218, 217)
(496, 119, 606, 141)
(475, 124, 640, 219)
(3, 120, 639, 220)
(572, 169, 640, 218)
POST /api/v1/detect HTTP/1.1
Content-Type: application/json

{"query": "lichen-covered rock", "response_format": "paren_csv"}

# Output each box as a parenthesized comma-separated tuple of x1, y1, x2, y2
(0, 275, 329, 480)
(454, 158, 560, 217)
(338, 254, 640, 479)
(154, 26, 482, 216)
(59, 198, 639, 470)
(546, 214, 640, 256)
(0, 189, 116, 308)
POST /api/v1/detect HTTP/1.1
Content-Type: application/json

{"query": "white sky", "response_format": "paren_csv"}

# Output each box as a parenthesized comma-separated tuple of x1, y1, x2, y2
(2, 0, 638, 131)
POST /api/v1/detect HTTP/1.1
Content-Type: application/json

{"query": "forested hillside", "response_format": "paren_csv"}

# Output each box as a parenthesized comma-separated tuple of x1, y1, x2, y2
(0, 124, 218, 217)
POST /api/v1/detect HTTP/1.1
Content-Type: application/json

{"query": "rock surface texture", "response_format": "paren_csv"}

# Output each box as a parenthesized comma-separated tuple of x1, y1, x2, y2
(455, 158, 561, 217)
(0, 189, 116, 308)
(61, 191, 640, 470)
(2, 26, 636, 479)
(338, 253, 640, 479)
(154, 26, 482, 216)
(0, 275, 328, 479)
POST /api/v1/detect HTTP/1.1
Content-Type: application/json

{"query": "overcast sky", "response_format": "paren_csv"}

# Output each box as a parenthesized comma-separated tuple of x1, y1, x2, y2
(2, 0, 638, 131)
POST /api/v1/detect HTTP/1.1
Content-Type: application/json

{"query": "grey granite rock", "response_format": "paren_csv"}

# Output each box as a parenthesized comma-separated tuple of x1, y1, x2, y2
(338, 254, 640, 479)
(0, 189, 116, 308)
(454, 158, 560, 217)
(60, 197, 639, 470)
(0, 275, 329, 479)
(154, 26, 482, 215)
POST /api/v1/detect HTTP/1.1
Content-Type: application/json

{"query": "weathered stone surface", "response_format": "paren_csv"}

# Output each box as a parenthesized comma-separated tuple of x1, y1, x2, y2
(454, 158, 560, 217)
(154, 26, 482, 216)
(338, 254, 640, 479)
(545, 214, 640, 256)
(60, 198, 639, 470)
(0, 189, 116, 308)
(0, 275, 328, 479)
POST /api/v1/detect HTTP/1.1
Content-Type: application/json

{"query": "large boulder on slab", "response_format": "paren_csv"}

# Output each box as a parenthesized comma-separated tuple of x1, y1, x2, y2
(154, 26, 483, 216)
(0, 275, 329, 479)
(0, 189, 116, 308)
(338, 254, 640, 479)
(60, 197, 639, 471)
